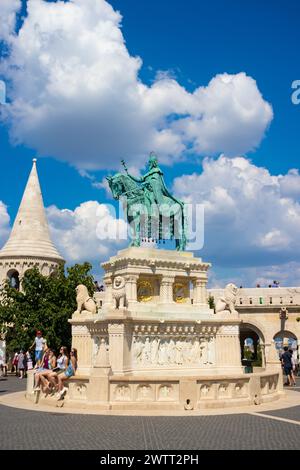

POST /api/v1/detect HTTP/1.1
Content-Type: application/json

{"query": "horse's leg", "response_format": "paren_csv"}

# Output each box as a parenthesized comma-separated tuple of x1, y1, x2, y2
(159, 214, 163, 242)
(135, 213, 141, 247)
(171, 214, 175, 240)
(128, 215, 138, 247)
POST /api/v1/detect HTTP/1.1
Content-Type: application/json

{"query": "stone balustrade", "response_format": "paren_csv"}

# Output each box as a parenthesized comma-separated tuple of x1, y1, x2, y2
(209, 287, 300, 307)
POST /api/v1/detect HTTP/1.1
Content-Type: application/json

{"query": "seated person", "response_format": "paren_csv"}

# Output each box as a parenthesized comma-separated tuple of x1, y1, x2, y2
(47, 346, 69, 393)
(33, 348, 50, 389)
(56, 348, 78, 399)
(34, 349, 57, 392)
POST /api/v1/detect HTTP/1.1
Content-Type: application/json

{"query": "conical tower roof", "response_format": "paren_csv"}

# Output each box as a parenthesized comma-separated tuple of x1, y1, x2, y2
(0, 159, 64, 262)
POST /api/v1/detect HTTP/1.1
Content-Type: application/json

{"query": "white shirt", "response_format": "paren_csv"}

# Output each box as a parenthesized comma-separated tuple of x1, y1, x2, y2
(35, 336, 46, 351)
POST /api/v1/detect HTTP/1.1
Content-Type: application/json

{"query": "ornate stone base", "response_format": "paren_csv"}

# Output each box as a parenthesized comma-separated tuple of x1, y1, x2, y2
(26, 369, 283, 411)
(25, 248, 284, 412)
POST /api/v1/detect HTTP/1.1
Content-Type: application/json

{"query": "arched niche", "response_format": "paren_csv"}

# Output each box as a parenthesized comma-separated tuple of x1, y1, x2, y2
(6, 269, 20, 290)
(240, 323, 265, 366)
(273, 330, 298, 356)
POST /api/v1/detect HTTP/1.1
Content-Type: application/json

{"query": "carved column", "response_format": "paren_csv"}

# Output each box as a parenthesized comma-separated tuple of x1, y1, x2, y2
(108, 322, 131, 374)
(159, 275, 175, 304)
(265, 341, 281, 370)
(193, 277, 207, 305)
(88, 338, 111, 405)
(260, 343, 266, 368)
(215, 324, 243, 372)
(71, 324, 93, 375)
(103, 275, 113, 307)
(125, 274, 138, 306)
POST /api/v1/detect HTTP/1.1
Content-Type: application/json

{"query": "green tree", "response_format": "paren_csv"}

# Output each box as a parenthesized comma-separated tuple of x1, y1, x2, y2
(208, 295, 215, 311)
(0, 262, 95, 355)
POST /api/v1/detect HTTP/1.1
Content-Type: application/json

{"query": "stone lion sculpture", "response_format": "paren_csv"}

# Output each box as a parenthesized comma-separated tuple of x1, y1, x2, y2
(74, 284, 97, 315)
(215, 283, 239, 315)
(112, 276, 126, 309)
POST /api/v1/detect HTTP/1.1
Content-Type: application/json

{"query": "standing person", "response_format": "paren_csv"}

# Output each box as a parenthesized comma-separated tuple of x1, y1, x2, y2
(12, 351, 19, 375)
(289, 349, 297, 386)
(18, 350, 26, 379)
(0, 339, 5, 378)
(281, 346, 293, 386)
(29, 330, 47, 367)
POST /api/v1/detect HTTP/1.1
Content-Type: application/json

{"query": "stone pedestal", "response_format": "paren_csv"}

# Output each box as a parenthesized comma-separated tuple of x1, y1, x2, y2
(71, 322, 94, 375)
(87, 338, 111, 404)
(215, 323, 244, 372)
(61, 248, 285, 411)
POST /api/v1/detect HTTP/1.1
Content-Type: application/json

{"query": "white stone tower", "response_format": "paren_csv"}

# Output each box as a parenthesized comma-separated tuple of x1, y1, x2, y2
(0, 159, 64, 289)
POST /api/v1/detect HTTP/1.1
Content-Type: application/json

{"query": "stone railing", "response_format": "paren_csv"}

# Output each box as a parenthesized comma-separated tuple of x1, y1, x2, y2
(209, 287, 300, 307)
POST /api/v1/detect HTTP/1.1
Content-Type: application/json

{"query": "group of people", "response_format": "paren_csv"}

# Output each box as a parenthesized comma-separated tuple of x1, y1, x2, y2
(281, 346, 298, 386)
(94, 281, 104, 292)
(33, 345, 77, 399)
(11, 350, 33, 378)
(10, 329, 45, 378)
(7, 330, 78, 400)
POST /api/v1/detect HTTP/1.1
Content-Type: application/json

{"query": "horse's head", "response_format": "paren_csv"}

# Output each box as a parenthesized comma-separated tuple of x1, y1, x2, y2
(106, 173, 124, 200)
(107, 173, 140, 200)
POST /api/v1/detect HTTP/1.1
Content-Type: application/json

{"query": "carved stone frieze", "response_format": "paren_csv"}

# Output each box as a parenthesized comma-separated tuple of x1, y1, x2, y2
(113, 384, 131, 401)
(132, 335, 216, 367)
(132, 323, 219, 336)
(219, 325, 239, 335)
(72, 325, 90, 335)
(108, 322, 125, 334)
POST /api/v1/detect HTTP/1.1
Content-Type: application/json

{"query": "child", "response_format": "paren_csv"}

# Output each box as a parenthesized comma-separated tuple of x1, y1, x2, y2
(26, 351, 33, 371)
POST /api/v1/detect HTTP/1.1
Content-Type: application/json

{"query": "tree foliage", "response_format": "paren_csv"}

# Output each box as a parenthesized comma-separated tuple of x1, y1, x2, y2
(208, 295, 215, 311)
(0, 263, 95, 354)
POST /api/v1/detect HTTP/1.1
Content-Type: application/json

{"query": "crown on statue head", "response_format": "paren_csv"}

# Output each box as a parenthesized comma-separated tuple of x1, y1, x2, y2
(149, 151, 158, 165)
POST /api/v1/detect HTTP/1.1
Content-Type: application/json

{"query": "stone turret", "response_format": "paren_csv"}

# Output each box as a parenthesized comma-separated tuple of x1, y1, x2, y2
(0, 159, 64, 289)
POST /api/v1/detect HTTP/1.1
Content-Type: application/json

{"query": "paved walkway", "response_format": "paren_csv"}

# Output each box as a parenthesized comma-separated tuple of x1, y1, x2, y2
(1, 375, 300, 450)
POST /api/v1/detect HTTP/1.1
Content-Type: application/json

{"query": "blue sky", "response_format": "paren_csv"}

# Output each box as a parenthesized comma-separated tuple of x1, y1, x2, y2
(0, 0, 299, 286)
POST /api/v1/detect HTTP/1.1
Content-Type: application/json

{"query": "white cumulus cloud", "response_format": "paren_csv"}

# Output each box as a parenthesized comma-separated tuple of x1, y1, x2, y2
(46, 200, 127, 263)
(278, 169, 300, 200)
(0, 201, 11, 247)
(0, 0, 21, 42)
(174, 156, 300, 277)
(0, 0, 273, 170)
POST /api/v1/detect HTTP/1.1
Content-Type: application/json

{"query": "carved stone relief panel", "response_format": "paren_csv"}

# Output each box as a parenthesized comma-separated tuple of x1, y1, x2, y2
(69, 382, 87, 400)
(217, 382, 230, 398)
(234, 381, 248, 397)
(132, 335, 216, 367)
(113, 384, 132, 401)
(198, 383, 215, 400)
(92, 336, 109, 365)
(135, 384, 154, 401)
(157, 383, 178, 401)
